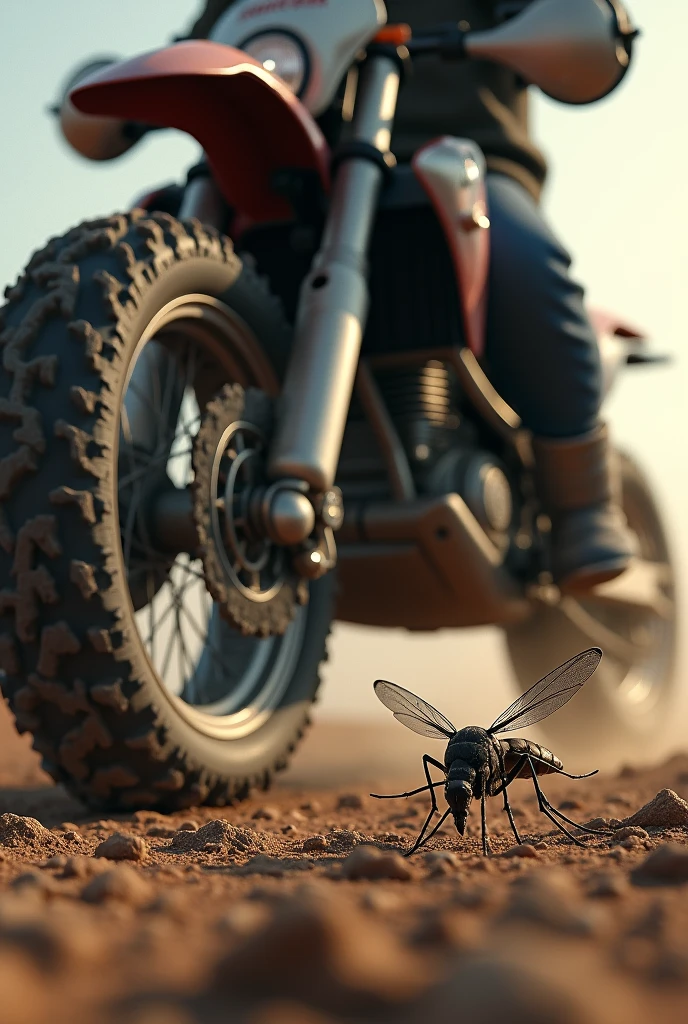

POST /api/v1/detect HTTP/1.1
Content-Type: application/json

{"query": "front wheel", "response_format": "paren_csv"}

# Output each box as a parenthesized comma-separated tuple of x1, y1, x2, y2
(504, 452, 676, 768)
(0, 210, 333, 809)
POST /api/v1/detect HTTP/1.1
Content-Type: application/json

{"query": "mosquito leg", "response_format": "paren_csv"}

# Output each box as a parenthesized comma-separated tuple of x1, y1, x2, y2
(404, 755, 447, 857)
(502, 783, 523, 845)
(528, 757, 585, 847)
(411, 808, 451, 854)
(540, 795, 613, 835)
(493, 747, 525, 845)
(370, 781, 445, 801)
(550, 766, 599, 780)
(480, 788, 492, 857)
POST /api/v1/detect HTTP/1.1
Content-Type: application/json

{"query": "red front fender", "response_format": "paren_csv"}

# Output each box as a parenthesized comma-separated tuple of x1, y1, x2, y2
(71, 40, 330, 223)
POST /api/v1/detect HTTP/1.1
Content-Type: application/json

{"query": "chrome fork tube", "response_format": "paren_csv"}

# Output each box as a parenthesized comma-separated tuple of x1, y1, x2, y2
(268, 55, 401, 493)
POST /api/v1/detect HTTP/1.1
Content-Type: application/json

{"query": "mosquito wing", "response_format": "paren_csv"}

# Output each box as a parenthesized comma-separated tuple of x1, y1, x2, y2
(373, 680, 456, 740)
(487, 648, 603, 736)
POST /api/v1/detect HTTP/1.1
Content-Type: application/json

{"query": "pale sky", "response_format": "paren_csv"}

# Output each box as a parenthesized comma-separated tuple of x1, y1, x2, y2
(0, 1, 685, 752)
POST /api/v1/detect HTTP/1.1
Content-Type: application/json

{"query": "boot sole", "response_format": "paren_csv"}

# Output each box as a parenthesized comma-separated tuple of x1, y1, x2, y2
(557, 558, 631, 595)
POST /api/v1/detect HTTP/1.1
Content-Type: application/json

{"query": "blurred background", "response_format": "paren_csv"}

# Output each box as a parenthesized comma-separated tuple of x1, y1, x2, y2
(0, 0, 685, 762)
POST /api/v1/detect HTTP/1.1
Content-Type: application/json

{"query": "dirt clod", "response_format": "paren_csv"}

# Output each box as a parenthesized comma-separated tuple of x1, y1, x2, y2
(621, 790, 688, 830)
(341, 846, 413, 881)
(502, 870, 599, 935)
(94, 833, 147, 862)
(586, 870, 629, 899)
(614, 826, 650, 842)
(81, 865, 151, 905)
(212, 887, 431, 1013)
(631, 843, 688, 886)
(0, 814, 63, 854)
(170, 819, 269, 856)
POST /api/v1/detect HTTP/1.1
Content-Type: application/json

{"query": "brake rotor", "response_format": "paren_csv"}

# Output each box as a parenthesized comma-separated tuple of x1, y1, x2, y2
(192, 384, 307, 638)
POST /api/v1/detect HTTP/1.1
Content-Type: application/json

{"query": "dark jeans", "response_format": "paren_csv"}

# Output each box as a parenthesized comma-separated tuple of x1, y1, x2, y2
(484, 174, 602, 439)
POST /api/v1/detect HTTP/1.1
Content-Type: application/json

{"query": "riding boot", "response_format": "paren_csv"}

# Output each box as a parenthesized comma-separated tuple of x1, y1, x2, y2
(532, 423, 637, 592)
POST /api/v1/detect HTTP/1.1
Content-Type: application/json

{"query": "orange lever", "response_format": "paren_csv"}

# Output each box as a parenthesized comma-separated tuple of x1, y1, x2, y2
(373, 24, 412, 46)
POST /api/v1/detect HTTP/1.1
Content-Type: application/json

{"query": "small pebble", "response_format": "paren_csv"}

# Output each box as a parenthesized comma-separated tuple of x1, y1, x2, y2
(605, 794, 632, 807)
(203, 843, 224, 854)
(290, 809, 306, 822)
(281, 825, 298, 835)
(302, 836, 328, 853)
(252, 807, 279, 821)
(337, 794, 363, 810)
(360, 888, 402, 913)
(217, 902, 268, 936)
(177, 821, 199, 832)
(500, 844, 540, 860)
(424, 851, 459, 877)
(584, 817, 611, 830)
(300, 800, 321, 814)
(559, 799, 582, 811)
(341, 845, 413, 881)
(95, 833, 147, 863)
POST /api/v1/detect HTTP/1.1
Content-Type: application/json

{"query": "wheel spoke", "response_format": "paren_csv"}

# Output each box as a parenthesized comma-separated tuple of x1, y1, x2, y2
(584, 559, 673, 620)
(559, 596, 653, 664)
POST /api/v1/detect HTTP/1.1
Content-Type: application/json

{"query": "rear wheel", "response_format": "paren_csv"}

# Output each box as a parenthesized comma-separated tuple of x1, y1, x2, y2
(0, 210, 333, 809)
(504, 452, 676, 767)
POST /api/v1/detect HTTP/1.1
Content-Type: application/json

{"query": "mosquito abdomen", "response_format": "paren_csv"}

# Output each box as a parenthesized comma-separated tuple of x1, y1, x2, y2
(500, 738, 564, 777)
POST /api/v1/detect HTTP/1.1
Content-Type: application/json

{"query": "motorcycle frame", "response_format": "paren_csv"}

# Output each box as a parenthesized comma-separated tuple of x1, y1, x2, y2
(69, 11, 656, 633)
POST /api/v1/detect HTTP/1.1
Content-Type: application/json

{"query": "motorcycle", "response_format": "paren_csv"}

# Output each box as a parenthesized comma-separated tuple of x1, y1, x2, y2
(0, 0, 674, 810)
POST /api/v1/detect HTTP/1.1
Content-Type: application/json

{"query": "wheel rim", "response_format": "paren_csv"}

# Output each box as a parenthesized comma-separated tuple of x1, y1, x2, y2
(116, 295, 304, 740)
(527, 462, 676, 729)
(573, 473, 674, 720)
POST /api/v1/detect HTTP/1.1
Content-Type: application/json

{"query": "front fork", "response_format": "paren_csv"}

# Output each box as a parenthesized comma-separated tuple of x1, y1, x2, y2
(127, 54, 401, 579)
(266, 53, 402, 566)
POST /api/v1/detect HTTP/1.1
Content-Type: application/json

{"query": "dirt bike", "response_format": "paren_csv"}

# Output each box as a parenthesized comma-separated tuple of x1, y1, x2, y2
(0, 0, 674, 810)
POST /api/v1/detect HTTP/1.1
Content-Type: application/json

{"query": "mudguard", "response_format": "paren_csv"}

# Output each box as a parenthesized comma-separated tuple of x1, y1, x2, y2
(70, 40, 330, 223)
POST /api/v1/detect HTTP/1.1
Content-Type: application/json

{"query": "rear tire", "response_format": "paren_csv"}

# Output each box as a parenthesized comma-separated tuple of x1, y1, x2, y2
(0, 210, 333, 809)
(504, 452, 676, 768)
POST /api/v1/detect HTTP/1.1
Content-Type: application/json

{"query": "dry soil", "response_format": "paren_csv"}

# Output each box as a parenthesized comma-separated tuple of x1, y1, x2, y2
(2, 704, 688, 1023)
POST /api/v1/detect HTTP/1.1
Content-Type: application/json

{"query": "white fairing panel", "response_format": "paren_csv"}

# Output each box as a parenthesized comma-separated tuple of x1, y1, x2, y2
(209, 0, 387, 116)
(413, 138, 491, 357)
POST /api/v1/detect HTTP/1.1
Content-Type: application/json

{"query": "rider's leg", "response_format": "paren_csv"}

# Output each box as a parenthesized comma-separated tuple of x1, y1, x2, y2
(483, 174, 635, 590)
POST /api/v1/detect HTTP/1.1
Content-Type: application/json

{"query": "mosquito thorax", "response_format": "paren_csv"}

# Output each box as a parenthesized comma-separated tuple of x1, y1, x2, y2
(444, 725, 491, 769)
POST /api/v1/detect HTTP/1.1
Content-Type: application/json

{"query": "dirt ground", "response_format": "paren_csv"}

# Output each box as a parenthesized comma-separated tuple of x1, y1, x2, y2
(3, 705, 688, 1024)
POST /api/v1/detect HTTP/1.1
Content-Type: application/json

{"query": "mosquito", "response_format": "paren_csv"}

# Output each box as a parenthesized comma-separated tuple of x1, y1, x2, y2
(371, 648, 610, 856)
